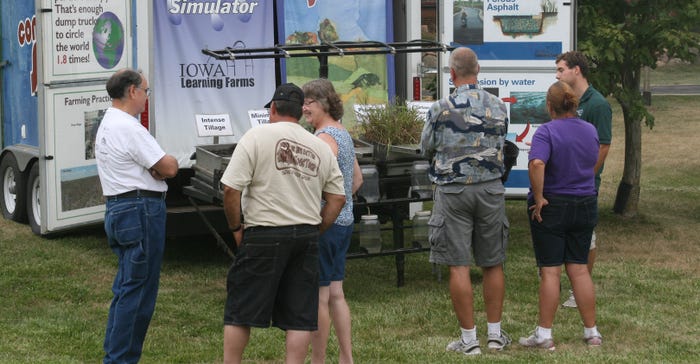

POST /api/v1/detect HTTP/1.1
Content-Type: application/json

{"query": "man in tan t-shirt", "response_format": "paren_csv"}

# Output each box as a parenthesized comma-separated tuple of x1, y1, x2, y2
(219, 83, 346, 364)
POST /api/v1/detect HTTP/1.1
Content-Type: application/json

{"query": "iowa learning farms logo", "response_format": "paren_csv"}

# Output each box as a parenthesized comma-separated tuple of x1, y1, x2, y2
(167, 0, 260, 14)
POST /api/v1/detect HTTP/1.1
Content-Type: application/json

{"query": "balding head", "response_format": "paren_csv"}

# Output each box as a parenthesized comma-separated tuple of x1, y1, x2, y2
(449, 47, 479, 83)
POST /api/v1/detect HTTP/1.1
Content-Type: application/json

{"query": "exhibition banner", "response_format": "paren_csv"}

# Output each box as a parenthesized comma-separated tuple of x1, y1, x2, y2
(42, 0, 131, 81)
(43, 85, 111, 229)
(478, 71, 559, 195)
(153, 0, 276, 166)
(449, 0, 573, 68)
(277, 0, 394, 127)
(442, 1, 575, 196)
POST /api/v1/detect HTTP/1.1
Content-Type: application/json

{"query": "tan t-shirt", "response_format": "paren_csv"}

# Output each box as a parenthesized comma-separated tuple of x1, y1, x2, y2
(220, 121, 345, 227)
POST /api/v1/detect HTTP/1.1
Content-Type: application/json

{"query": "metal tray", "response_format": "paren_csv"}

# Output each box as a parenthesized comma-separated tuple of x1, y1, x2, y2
(372, 143, 422, 162)
(194, 143, 236, 174)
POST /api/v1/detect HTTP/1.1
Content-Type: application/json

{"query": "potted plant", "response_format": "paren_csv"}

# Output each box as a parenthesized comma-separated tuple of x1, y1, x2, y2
(354, 101, 425, 161)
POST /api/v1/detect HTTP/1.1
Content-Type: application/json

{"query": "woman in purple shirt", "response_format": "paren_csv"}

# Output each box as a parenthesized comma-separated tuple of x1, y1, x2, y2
(519, 81, 603, 350)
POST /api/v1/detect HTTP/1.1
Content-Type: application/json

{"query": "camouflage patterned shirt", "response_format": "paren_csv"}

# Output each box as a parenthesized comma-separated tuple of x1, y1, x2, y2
(420, 84, 508, 185)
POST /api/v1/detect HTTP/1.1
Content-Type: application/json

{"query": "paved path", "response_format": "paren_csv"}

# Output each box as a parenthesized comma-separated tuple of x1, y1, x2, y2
(650, 85, 700, 95)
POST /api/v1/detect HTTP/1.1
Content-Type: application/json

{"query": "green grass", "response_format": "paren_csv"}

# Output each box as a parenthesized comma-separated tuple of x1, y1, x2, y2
(1, 94, 699, 363)
(649, 60, 700, 86)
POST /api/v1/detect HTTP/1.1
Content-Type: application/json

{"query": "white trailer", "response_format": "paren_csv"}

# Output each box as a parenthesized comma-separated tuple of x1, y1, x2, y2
(1, 0, 277, 235)
(1, 1, 576, 236)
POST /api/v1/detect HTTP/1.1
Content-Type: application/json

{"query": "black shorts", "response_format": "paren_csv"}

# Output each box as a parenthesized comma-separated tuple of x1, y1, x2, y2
(223, 224, 319, 330)
(528, 194, 597, 266)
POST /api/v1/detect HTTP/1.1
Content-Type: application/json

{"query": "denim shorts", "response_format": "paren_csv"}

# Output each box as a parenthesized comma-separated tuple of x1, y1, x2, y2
(428, 180, 509, 267)
(318, 223, 353, 286)
(224, 224, 319, 331)
(527, 194, 598, 266)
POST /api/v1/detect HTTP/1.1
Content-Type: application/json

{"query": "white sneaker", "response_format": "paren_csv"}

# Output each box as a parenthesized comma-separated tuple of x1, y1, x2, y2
(487, 331, 512, 351)
(562, 289, 577, 308)
(446, 338, 481, 355)
(519, 331, 555, 351)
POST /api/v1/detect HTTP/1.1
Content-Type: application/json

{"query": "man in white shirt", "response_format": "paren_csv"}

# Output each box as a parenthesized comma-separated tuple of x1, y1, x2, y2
(95, 68, 178, 364)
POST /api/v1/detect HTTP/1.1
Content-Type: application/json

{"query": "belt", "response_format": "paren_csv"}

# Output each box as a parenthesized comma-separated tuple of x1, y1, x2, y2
(245, 224, 317, 232)
(106, 190, 166, 200)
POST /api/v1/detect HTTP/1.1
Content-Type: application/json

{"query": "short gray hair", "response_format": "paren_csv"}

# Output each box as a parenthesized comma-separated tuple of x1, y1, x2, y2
(449, 47, 479, 79)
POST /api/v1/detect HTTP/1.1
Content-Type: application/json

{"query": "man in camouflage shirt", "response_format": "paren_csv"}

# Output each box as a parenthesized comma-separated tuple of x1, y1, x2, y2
(420, 47, 511, 356)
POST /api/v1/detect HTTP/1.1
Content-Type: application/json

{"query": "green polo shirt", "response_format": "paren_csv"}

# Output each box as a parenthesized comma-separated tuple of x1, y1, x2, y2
(578, 86, 612, 190)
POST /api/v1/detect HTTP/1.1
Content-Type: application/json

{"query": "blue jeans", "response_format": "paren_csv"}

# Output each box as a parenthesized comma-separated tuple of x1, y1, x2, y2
(103, 196, 166, 364)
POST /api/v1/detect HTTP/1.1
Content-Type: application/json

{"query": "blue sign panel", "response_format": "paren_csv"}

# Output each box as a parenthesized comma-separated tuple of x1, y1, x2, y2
(1, 1, 39, 148)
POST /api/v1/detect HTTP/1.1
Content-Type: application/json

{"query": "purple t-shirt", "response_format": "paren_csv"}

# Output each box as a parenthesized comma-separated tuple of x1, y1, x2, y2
(528, 117, 599, 196)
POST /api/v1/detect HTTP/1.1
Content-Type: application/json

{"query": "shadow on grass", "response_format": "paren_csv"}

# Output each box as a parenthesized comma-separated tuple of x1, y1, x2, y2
(49, 222, 234, 267)
(164, 234, 234, 266)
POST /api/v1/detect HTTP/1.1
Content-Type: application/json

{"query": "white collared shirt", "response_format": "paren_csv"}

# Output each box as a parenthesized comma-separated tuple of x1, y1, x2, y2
(95, 107, 167, 196)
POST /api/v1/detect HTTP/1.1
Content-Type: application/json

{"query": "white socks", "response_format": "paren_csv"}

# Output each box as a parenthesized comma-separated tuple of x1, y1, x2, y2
(460, 326, 477, 342)
(584, 325, 601, 338)
(536, 326, 553, 340)
(487, 321, 502, 337)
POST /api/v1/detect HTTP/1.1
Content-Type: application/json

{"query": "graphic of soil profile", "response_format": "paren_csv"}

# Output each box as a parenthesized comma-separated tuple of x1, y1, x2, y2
(509, 91, 548, 125)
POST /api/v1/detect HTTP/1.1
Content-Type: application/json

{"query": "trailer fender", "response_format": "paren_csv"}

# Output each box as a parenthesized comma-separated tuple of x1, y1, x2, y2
(1, 144, 40, 173)
(25, 162, 42, 235)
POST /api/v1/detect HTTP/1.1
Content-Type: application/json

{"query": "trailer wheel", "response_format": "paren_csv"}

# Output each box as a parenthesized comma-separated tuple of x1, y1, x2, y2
(26, 163, 42, 235)
(0, 153, 28, 222)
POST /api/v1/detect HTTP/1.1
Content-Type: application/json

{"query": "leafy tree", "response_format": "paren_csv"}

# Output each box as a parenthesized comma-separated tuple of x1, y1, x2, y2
(577, 0, 700, 216)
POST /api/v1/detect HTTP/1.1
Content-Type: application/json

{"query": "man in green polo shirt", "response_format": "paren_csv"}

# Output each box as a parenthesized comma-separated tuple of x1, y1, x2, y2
(555, 51, 613, 308)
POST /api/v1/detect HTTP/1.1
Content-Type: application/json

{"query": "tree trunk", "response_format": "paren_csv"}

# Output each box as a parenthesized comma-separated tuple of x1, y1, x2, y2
(613, 103, 642, 217)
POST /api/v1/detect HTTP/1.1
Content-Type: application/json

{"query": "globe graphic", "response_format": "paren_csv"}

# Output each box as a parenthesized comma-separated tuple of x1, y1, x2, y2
(92, 12, 125, 69)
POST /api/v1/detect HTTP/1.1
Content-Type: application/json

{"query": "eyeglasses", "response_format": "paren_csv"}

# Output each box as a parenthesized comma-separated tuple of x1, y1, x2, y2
(138, 86, 151, 97)
(303, 99, 317, 107)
